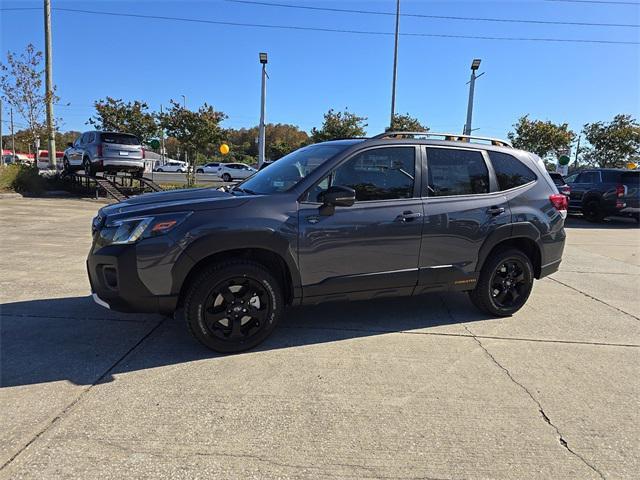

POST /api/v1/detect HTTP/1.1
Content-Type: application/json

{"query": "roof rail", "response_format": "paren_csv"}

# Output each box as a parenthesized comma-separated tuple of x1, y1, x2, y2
(373, 131, 512, 148)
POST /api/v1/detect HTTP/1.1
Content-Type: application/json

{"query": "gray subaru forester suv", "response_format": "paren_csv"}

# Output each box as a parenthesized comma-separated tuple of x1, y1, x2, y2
(88, 132, 567, 353)
(63, 131, 145, 177)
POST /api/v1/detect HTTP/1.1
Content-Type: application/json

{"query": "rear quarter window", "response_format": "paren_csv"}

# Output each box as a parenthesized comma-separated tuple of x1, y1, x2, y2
(489, 151, 537, 190)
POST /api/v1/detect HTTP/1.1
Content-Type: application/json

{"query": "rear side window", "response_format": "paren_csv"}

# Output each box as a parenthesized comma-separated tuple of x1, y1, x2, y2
(577, 172, 599, 183)
(489, 151, 537, 190)
(426, 148, 489, 196)
(100, 133, 141, 145)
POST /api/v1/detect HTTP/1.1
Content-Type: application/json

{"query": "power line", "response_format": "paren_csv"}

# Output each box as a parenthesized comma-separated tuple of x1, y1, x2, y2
(544, 0, 639, 5)
(2, 6, 638, 45)
(226, 0, 640, 28)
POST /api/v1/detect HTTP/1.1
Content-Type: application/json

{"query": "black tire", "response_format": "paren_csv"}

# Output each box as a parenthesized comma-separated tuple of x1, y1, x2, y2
(83, 157, 94, 177)
(222, 173, 232, 182)
(62, 157, 71, 175)
(196, 169, 204, 174)
(156, 168, 164, 173)
(582, 199, 605, 223)
(469, 248, 534, 317)
(184, 260, 284, 353)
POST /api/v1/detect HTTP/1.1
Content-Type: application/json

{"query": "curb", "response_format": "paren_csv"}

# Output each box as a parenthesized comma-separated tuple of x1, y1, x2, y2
(0, 192, 23, 199)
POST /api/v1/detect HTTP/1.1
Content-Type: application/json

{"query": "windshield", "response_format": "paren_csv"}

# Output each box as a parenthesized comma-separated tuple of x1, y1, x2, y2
(238, 142, 357, 194)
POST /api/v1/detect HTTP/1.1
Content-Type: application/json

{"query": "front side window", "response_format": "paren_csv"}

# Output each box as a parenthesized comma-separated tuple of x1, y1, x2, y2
(489, 151, 537, 190)
(308, 147, 415, 202)
(427, 148, 489, 196)
(577, 172, 599, 183)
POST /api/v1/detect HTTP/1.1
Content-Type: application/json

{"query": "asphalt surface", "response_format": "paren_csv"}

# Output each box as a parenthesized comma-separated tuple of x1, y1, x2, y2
(1, 197, 638, 480)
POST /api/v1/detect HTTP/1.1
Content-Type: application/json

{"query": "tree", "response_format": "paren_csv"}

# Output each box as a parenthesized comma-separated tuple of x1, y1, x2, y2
(310, 109, 367, 142)
(225, 123, 309, 161)
(159, 100, 226, 185)
(582, 114, 640, 168)
(387, 113, 428, 132)
(88, 97, 158, 144)
(507, 115, 575, 159)
(1, 44, 60, 152)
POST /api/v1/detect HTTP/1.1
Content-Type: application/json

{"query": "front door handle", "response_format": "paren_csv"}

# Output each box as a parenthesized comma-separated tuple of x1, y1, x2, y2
(486, 206, 506, 216)
(397, 211, 422, 222)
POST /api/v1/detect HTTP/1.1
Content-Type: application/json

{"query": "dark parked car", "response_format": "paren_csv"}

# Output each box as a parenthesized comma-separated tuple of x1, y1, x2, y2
(564, 168, 640, 222)
(88, 132, 567, 352)
(549, 172, 571, 197)
(63, 131, 145, 177)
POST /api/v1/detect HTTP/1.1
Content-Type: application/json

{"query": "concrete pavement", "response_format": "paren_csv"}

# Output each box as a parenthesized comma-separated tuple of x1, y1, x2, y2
(1, 197, 638, 479)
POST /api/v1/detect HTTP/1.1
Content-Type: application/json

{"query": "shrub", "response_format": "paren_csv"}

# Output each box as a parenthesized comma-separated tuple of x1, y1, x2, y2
(0, 164, 46, 193)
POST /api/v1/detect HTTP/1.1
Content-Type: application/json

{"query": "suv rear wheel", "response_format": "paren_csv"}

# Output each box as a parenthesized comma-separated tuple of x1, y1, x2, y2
(184, 260, 284, 353)
(469, 248, 534, 316)
(582, 199, 605, 223)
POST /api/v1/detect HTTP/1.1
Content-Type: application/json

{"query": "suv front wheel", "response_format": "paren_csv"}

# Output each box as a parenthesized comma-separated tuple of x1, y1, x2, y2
(184, 260, 284, 353)
(469, 249, 534, 317)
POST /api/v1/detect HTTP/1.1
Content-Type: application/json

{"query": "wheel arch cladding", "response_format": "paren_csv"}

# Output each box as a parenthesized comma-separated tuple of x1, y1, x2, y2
(178, 246, 297, 308)
(477, 224, 542, 279)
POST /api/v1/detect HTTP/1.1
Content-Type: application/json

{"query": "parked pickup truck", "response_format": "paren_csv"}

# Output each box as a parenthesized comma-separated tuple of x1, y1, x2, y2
(565, 168, 640, 222)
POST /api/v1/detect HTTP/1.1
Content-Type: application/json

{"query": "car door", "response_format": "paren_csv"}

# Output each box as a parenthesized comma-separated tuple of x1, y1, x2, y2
(417, 146, 511, 291)
(69, 134, 85, 166)
(297, 145, 424, 300)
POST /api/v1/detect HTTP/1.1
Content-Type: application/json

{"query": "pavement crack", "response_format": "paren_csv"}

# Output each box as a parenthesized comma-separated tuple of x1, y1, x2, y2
(436, 295, 606, 479)
(549, 277, 639, 323)
(0, 317, 166, 472)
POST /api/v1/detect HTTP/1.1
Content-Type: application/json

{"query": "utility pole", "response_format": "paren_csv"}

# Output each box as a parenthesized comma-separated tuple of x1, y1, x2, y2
(160, 104, 165, 165)
(258, 52, 268, 168)
(574, 135, 581, 167)
(464, 59, 483, 136)
(44, 0, 57, 168)
(10, 107, 15, 157)
(390, 0, 400, 130)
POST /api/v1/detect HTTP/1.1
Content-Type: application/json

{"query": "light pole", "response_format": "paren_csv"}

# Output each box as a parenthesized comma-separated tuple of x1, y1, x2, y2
(390, 0, 400, 130)
(181, 94, 186, 109)
(258, 52, 268, 168)
(463, 59, 483, 136)
(44, 0, 57, 168)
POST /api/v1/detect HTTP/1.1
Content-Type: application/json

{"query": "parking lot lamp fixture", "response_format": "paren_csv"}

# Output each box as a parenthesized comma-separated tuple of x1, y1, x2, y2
(258, 52, 268, 168)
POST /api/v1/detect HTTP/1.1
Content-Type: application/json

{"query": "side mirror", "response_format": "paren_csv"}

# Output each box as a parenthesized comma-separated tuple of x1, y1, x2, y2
(319, 185, 356, 215)
(67, 142, 73, 148)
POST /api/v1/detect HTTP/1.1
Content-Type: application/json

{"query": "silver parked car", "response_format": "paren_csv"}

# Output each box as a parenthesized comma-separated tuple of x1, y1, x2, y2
(63, 131, 145, 177)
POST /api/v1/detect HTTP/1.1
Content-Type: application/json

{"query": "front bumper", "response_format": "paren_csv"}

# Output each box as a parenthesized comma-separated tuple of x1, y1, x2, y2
(87, 243, 178, 314)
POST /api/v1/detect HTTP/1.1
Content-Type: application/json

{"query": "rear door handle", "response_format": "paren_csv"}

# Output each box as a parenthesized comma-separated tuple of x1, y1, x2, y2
(486, 206, 506, 216)
(397, 211, 422, 222)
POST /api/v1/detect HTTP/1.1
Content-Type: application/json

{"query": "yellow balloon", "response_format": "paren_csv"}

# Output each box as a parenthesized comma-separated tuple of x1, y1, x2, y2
(219, 143, 230, 155)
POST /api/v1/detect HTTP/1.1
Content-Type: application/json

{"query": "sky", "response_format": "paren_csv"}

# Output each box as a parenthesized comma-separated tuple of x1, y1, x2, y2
(1, 0, 639, 142)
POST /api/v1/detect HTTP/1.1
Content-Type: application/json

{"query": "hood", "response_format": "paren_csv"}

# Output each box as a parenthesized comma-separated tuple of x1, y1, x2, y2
(101, 187, 251, 217)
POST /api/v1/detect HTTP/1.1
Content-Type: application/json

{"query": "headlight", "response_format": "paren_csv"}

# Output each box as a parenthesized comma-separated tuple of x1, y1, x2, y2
(99, 212, 191, 245)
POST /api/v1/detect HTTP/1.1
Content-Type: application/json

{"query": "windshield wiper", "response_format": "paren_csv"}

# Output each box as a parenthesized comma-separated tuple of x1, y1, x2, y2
(232, 186, 258, 195)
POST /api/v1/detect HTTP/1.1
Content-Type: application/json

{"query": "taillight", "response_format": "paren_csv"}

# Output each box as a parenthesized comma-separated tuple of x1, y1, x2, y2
(96, 144, 103, 157)
(549, 193, 568, 218)
(615, 184, 627, 197)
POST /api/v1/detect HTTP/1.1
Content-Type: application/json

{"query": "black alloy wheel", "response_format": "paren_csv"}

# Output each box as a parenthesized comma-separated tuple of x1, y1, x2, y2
(204, 277, 270, 341)
(469, 248, 534, 316)
(489, 260, 527, 309)
(222, 173, 232, 182)
(184, 260, 284, 353)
